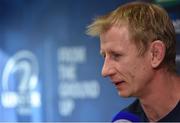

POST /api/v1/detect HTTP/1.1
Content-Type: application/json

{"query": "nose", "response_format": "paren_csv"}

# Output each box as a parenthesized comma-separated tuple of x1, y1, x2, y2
(101, 58, 115, 77)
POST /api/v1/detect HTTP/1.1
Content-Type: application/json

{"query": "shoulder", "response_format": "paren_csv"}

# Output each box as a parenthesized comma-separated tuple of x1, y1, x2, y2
(112, 99, 148, 122)
(159, 101, 180, 122)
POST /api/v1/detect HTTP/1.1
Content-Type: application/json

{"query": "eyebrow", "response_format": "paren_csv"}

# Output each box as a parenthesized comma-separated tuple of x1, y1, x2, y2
(100, 48, 123, 54)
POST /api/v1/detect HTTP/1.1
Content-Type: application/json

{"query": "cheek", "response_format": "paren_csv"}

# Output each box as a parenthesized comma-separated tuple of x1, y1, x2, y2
(115, 57, 150, 80)
(116, 61, 136, 80)
(131, 62, 152, 87)
(128, 60, 149, 84)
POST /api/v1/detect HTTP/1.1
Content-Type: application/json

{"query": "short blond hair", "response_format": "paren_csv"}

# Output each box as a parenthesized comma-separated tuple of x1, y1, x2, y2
(86, 2, 176, 72)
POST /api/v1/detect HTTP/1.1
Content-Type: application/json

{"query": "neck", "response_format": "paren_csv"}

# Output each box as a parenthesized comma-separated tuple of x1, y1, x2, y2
(139, 69, 180, 122)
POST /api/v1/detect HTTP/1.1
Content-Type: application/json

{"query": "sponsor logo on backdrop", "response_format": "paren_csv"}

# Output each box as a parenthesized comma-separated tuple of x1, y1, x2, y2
(1, 50, 41, 115)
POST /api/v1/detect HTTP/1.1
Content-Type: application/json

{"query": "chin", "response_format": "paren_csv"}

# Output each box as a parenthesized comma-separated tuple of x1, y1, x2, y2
(118, 91, 132, 98)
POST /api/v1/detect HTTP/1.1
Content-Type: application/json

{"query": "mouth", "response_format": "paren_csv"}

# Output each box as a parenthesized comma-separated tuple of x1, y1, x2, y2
(113, 81, 125, 86)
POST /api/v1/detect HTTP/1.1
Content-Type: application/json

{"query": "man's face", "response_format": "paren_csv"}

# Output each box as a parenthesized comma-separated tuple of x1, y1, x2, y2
(100, 25, 153, 97)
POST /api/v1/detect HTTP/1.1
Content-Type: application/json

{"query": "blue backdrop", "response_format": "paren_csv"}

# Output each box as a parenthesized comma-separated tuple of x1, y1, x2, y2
(0, 0, 179, 122)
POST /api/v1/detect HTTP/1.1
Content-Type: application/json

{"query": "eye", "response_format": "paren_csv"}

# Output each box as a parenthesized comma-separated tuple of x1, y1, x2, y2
(112, 53, 121, 60)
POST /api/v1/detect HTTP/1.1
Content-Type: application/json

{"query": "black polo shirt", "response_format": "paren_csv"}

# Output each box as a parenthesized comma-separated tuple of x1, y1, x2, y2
(119, 99, 180, 122)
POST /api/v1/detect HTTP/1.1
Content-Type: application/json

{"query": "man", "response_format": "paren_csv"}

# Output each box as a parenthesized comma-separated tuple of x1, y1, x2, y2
(86, 2, 180, 122)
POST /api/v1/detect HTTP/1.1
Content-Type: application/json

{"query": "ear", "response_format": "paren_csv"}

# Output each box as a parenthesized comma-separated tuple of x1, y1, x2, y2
(150, 40, 166, 68)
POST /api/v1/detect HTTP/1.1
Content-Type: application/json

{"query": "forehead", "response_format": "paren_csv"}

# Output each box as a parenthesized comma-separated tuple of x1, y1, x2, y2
(100, 25, 134, 50)
(100, 24, 130, 40)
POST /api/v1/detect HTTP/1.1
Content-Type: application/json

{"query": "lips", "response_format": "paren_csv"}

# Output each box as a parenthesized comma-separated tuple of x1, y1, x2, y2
(113, 80, 125, 86)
